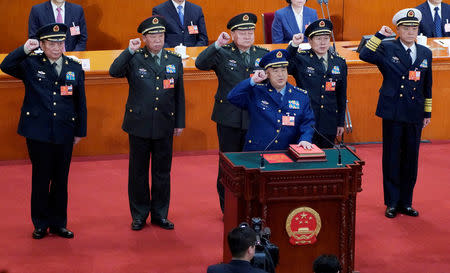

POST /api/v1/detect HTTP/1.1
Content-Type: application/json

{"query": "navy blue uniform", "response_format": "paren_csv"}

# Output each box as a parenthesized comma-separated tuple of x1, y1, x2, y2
(359, 32, 432, 208)
(0, 45, 87, 229)
(228, 78, 314, 151)
(207, 260, 267, 273)
(109, 47, 185, 222)
(287, 46, 347, 148)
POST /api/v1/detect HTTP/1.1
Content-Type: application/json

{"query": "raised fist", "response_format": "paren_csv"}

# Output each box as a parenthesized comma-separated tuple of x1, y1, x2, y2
(292, 33, 305, 46)
(24, 39, 39, 52)
(252, 70, 267, 83)
(216, 32, 231, 47)
(379, 26, 394, 37)
(128, 38, 141, 51)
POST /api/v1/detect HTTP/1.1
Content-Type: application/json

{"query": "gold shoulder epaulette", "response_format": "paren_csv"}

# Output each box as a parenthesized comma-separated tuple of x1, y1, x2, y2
(255, 45, 269, 51)
(223, 44, 231, 48)
(334, 51, 345, 60)
(297, 49, 307, 54)
(294, 86, 308, 94)
(167, 50, 181, 58)
(66, 56, 82, 65)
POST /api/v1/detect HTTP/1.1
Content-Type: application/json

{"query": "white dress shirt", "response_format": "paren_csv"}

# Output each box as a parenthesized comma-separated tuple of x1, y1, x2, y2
(400, 40, 417, 64)
(50, 1, 65, 23)
(427, 0, 442, 21)
(291, 5, 304, 33)
(172, 0, 185, 14)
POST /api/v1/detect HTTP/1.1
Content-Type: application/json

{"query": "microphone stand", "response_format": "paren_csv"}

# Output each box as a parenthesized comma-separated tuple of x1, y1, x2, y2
(260, 127, 283, 169)
(323, 0, 337, 52)
(311, 125, 342, 166)
(317, 0, 325, 19)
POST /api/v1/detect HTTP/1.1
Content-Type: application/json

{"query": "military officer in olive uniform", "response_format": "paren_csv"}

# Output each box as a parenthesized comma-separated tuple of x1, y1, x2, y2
(359, 9, 432, 218)
(227, 49, 315, 151)
(109, 16, 185, 230)
(195, 13, 268, 212)
(0, 23, 87, 239)
(287, 19, 347, 148)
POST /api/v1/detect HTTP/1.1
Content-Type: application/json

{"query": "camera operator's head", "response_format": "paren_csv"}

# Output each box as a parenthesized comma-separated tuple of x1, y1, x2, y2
(313, 254, 342, 273)
(227, 225, 257, 261)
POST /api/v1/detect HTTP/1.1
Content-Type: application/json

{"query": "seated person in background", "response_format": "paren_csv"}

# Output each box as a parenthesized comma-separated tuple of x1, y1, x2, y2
(416, 0, 450, 37)
(227, 49, 315, 152)
(272, 0, 318, 44)
(28, 0, 88, 51)
(207, 225, 268, 273)
(152, 0, 208, 47)
(313, 254, 342, 273)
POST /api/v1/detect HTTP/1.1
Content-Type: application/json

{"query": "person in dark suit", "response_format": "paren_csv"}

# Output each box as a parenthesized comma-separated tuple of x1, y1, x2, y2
(312, 254, 342, 273)
(207, 225, 268, 273)
(109, 16, 185, 231)
(28, 0, 88, 51)
(152, 0, 208, 47)
(195, 13, 269, 213)
(227, 49, 315, 151)
(416, 0, 450, 37)
(0, 23, 87, 239)
(286, 19, 347, 148)
(272, 0, 318, 44)
(359, 9, 432, 219)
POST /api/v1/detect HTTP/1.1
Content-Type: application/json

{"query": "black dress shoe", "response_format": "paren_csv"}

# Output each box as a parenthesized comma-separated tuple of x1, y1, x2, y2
(49, 227, 74, 238)
(385, 207, 397, 218)
(398, 206, 419, 217)
(32, 228, 47, 239)
(151, 218, 174, 230)
(131, 219, 146, 230)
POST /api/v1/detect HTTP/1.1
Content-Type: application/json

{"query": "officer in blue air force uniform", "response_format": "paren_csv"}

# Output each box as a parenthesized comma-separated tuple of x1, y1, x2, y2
(359, 8, 432, 219)
(286, 19, 347, 148)
(0, 23, 87, 239)
(109, 16, 185, 231)
(227, 49, 315, 151)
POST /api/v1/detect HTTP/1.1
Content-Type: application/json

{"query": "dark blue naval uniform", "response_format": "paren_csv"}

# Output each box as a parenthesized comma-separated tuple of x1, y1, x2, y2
(287, 46, 347, 148)
(227, 78, 315, 151)
(0, 45, 87, 229)
(359, 32, 432, 208)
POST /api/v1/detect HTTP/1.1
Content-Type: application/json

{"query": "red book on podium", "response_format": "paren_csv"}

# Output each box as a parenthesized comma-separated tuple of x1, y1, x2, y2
(288, 144, 327, 162)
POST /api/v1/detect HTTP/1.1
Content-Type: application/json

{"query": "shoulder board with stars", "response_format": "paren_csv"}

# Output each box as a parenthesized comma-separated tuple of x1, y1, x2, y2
(66, 56, 82, 65)
(29, 52, 42, 56)
(297, 49, 308, 54)
(222, 44, 232, 48)
(254, 45, 269, 52)
(136, 48, 143, 53)
(256, 83, 266, 87)
(166, 50, 181, 58)
(333, 51, 346, 61)
(294, 86, 308, 94)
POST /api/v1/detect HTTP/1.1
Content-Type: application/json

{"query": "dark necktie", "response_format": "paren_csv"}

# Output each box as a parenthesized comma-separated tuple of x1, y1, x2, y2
(406, 48, 412, 65)
(242, 52, 250, 66)
(434, 7, 442, 37)
(153, 55, 160, 66)
(52, 62, 59, 76)
(320, 57, 326, 71)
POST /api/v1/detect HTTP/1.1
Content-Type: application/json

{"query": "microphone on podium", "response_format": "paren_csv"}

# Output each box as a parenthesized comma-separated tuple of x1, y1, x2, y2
(259, 126, 283, 169)
(310, 125, 342, 166)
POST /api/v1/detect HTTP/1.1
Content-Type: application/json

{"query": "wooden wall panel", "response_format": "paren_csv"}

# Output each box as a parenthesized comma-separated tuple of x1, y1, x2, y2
(342, 0, 426, 41)
(0, 0, 344, 53)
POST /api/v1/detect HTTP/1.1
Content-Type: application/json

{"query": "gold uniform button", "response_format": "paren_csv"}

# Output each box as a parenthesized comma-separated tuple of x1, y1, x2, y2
(401, 85, 404, 89)
(38, 78, 42, 81)
(275, 140, 278, 144)
(26, 112, 30, 115)
(323, 75, 326, 79)
(278, 109, 281, 113)
(277, 119, 280, 123)
(321, 105, 324, 109)
(220, 99, 223, 103)
(248, 140, 252, 143)
(246, 68, 249, 72)
(53, 113, 56, 116)
(55, 82, 58, 85)
(156, 97, 159, 101)
(276, 129, 280, 133)
(72, 118, 75, 121)
(231, 67, 234, 70)
(402, 76, 405, 80)
(400, 94, 403, 97)
(53, 92, 57, 95)
(412, 96, 415, 100)
(129, 109, 133, 112)
(141, 75, 144, 78)
(156, 87, 160, 90)
(309, 74, 311, 76)
(53, 102, 56, 106)
(321, 95, 324, 99)
(156, 76, 160, 80)
(413, 88, 416, 91)
(171, 112, 174, 116)
(154, 107, 158, 111)
(322, 85, 325, 88)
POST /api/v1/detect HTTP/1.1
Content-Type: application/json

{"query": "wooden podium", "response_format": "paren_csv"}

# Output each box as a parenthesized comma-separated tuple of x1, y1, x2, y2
(219, 148, 364, 273)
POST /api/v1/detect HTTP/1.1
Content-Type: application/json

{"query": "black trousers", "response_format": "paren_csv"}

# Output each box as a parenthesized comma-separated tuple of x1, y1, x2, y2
(26, 138, 74, 229)
(128, 134, 173, 221)
(312, 132, 336, 149)
(216, 124, 247, 213)
(382, 119, 422, 208)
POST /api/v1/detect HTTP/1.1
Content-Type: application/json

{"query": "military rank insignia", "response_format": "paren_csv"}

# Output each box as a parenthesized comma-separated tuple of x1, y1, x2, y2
(419, 59, 428, 68)
(288, 100, 300, 109)
(163, 78, 175, 89)
(66, 71, 75, 81)
(166, 64, 176, 73)
(331, 66, 340, 74)
(285, 207, 321, 245)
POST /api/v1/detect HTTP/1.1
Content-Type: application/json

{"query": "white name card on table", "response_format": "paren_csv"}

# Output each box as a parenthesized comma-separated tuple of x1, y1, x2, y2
(81, 59, 90, 71)
(433, 39, 450, 48)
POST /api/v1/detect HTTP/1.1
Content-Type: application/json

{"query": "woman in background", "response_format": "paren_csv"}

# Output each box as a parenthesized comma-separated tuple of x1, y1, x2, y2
(272, 0, 318, 43)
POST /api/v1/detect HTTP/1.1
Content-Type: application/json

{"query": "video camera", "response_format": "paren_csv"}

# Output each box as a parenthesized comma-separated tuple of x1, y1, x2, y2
(240, 217, 279, 273)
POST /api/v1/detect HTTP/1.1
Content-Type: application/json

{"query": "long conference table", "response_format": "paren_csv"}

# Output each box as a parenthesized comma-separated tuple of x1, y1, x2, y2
(0, 40, 449, 160)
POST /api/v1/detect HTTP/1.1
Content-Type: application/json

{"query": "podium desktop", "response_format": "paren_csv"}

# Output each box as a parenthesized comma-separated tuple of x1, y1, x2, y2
(219, 148, 364, 273)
